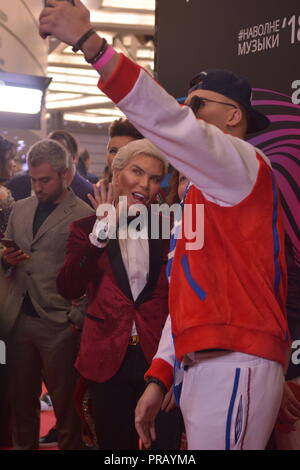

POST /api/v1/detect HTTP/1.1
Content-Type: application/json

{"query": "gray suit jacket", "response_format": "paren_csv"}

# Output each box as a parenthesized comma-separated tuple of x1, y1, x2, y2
(0, 189, 94, 337)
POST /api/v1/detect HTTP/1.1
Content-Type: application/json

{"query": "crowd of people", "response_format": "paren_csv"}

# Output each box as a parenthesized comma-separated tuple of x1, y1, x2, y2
(0, 0, 299, 451)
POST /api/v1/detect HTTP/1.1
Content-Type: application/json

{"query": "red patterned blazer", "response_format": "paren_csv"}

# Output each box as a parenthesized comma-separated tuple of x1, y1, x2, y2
(57, 214, 169, 382)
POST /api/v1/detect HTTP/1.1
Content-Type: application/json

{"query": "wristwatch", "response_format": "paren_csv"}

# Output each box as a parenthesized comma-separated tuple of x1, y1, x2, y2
(145, 376, 167, 394)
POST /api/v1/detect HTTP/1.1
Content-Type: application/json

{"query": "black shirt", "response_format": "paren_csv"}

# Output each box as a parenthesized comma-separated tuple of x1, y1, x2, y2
(22, 201, 58, 317)
(32, 201, 58, 239)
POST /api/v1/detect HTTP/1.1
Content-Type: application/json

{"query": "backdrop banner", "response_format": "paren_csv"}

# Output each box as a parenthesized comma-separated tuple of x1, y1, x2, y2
(156, 0, 300, 264)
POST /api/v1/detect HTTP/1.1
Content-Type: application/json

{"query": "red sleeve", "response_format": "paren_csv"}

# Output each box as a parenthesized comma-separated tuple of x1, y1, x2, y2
(145, 358, 174, 391)
(98, 53, 141, 103)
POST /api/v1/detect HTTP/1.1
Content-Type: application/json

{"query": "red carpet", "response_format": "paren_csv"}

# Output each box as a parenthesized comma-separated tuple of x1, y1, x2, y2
(0, 385, 58, 451)
(39, 384, 57, 450)
(39, 408, 57, 450)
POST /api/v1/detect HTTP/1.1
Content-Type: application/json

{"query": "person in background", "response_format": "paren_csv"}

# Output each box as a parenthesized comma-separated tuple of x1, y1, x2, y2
(4, 131, 94, 447)
(0, 137, 16, 235)
(0, 136, 16, 448)
(0, 136, 16, 186)
(106, 118, 144, 175)
(77, 149, 98, 184)
(6, 170, 31, 202)
(39, 130, 94, 446)
(5, 139, 31, 201)
(1, 138, 93, 450)
(7, 130, 94, 207)
(97, 118, 144, 189)
(48, 130, 94, 207)
(11, 157, 24, 177)
(166, 169, 189, 205)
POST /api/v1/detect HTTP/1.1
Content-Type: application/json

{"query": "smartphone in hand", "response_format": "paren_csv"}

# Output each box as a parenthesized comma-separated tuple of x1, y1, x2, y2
(1, 239, 20, 251)
(42, 0, 75, 37)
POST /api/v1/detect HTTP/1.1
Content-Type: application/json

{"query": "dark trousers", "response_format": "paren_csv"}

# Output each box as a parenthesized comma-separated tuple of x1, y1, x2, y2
(7, 313, 83, 450)
(89, 344, 183, 450)
(0, 363, 12, 448)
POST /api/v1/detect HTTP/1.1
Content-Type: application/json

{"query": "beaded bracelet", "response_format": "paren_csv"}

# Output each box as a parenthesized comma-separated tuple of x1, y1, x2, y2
(91, 45, 115, 71)
(86, 38, 108, 64)
(72, 28, 95, 53)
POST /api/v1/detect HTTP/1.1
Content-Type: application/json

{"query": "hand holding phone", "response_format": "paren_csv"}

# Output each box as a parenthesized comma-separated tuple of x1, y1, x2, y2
(1, 239, 20, 250)
(39, 0, 91, 43)
(42, 0, 75, 38)
(1, 241, 30, 267)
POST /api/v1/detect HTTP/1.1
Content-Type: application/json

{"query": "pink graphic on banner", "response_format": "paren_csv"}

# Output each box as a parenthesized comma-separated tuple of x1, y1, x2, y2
(249, 88, 300, 266)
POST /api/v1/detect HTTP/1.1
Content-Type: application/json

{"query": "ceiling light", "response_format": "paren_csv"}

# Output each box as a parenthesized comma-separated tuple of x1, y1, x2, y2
(48, 73, 98, 86)
(48, 82, 101, 95)
(90, 10, 154, 27)
(0, 72, 51, 129)
(47, 66, 99, 78)
(0, 83, 43, 114)
(101, 0, 155, 9)
(86, 108, 125, 116)
(47, 95, 111, 109)
(81, 0, 102, 8)
(48, 54, 90, 66)
(136, 48, 154, 59)
(46, 93, 81, 102)
(64, 113, 119, 124)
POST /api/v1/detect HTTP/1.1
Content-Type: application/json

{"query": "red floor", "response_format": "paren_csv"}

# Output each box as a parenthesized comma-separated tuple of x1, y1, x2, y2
(38, 384, 57, 450)
(39, 407, 57, 450)
(1, 385, 58, 451)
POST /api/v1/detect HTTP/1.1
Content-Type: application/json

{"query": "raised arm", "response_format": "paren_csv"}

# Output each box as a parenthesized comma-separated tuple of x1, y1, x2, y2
(39, 0, 259, 206)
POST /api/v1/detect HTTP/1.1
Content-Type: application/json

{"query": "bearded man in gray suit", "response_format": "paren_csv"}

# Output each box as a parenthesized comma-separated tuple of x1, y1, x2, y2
(0, 139, 94, 450)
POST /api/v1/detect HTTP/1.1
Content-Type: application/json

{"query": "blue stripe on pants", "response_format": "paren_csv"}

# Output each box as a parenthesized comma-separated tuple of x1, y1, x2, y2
(225, 368, 241, 450)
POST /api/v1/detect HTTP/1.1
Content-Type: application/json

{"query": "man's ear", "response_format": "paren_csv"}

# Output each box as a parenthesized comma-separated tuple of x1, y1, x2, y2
(227, 107, 243, 128)
(61, 167, 69, 182)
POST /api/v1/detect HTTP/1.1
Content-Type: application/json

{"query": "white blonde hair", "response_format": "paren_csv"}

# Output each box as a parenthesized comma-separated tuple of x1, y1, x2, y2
(111, 138, 168, 176)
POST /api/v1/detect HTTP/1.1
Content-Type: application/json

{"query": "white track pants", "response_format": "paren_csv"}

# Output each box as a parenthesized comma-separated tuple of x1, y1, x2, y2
(179, 351, 284, 450)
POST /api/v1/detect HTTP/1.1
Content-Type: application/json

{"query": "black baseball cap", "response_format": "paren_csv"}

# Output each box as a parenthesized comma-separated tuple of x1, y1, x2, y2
(188, 69, 270, 134)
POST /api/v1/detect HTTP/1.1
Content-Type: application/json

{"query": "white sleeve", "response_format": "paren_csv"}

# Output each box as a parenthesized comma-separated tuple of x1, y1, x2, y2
(118, 69, 259, 206)
(89, 218, 109, 248)
(153, 314, 175, 367)
(89, 199, 121, 249)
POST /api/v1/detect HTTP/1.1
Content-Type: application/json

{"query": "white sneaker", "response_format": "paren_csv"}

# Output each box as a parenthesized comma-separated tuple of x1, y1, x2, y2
(40, 392, 53, 411)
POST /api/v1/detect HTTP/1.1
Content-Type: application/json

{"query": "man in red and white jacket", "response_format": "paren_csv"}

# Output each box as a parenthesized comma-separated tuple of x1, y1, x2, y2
(39, 0, 293, 450)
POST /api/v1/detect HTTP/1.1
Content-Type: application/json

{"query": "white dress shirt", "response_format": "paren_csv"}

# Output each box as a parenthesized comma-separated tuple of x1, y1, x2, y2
(90, 217, 149, 336)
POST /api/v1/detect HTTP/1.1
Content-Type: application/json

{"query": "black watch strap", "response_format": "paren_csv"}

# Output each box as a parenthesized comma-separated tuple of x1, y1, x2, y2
(72, 28, 95, 53)
(145, 376, 168, 394)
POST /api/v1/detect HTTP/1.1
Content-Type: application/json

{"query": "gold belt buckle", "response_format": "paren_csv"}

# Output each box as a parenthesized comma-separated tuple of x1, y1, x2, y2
(129, 335, 139, 346)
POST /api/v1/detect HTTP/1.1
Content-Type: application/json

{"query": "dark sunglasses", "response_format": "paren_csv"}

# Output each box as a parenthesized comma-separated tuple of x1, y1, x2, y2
(186, 96, 238, 116)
